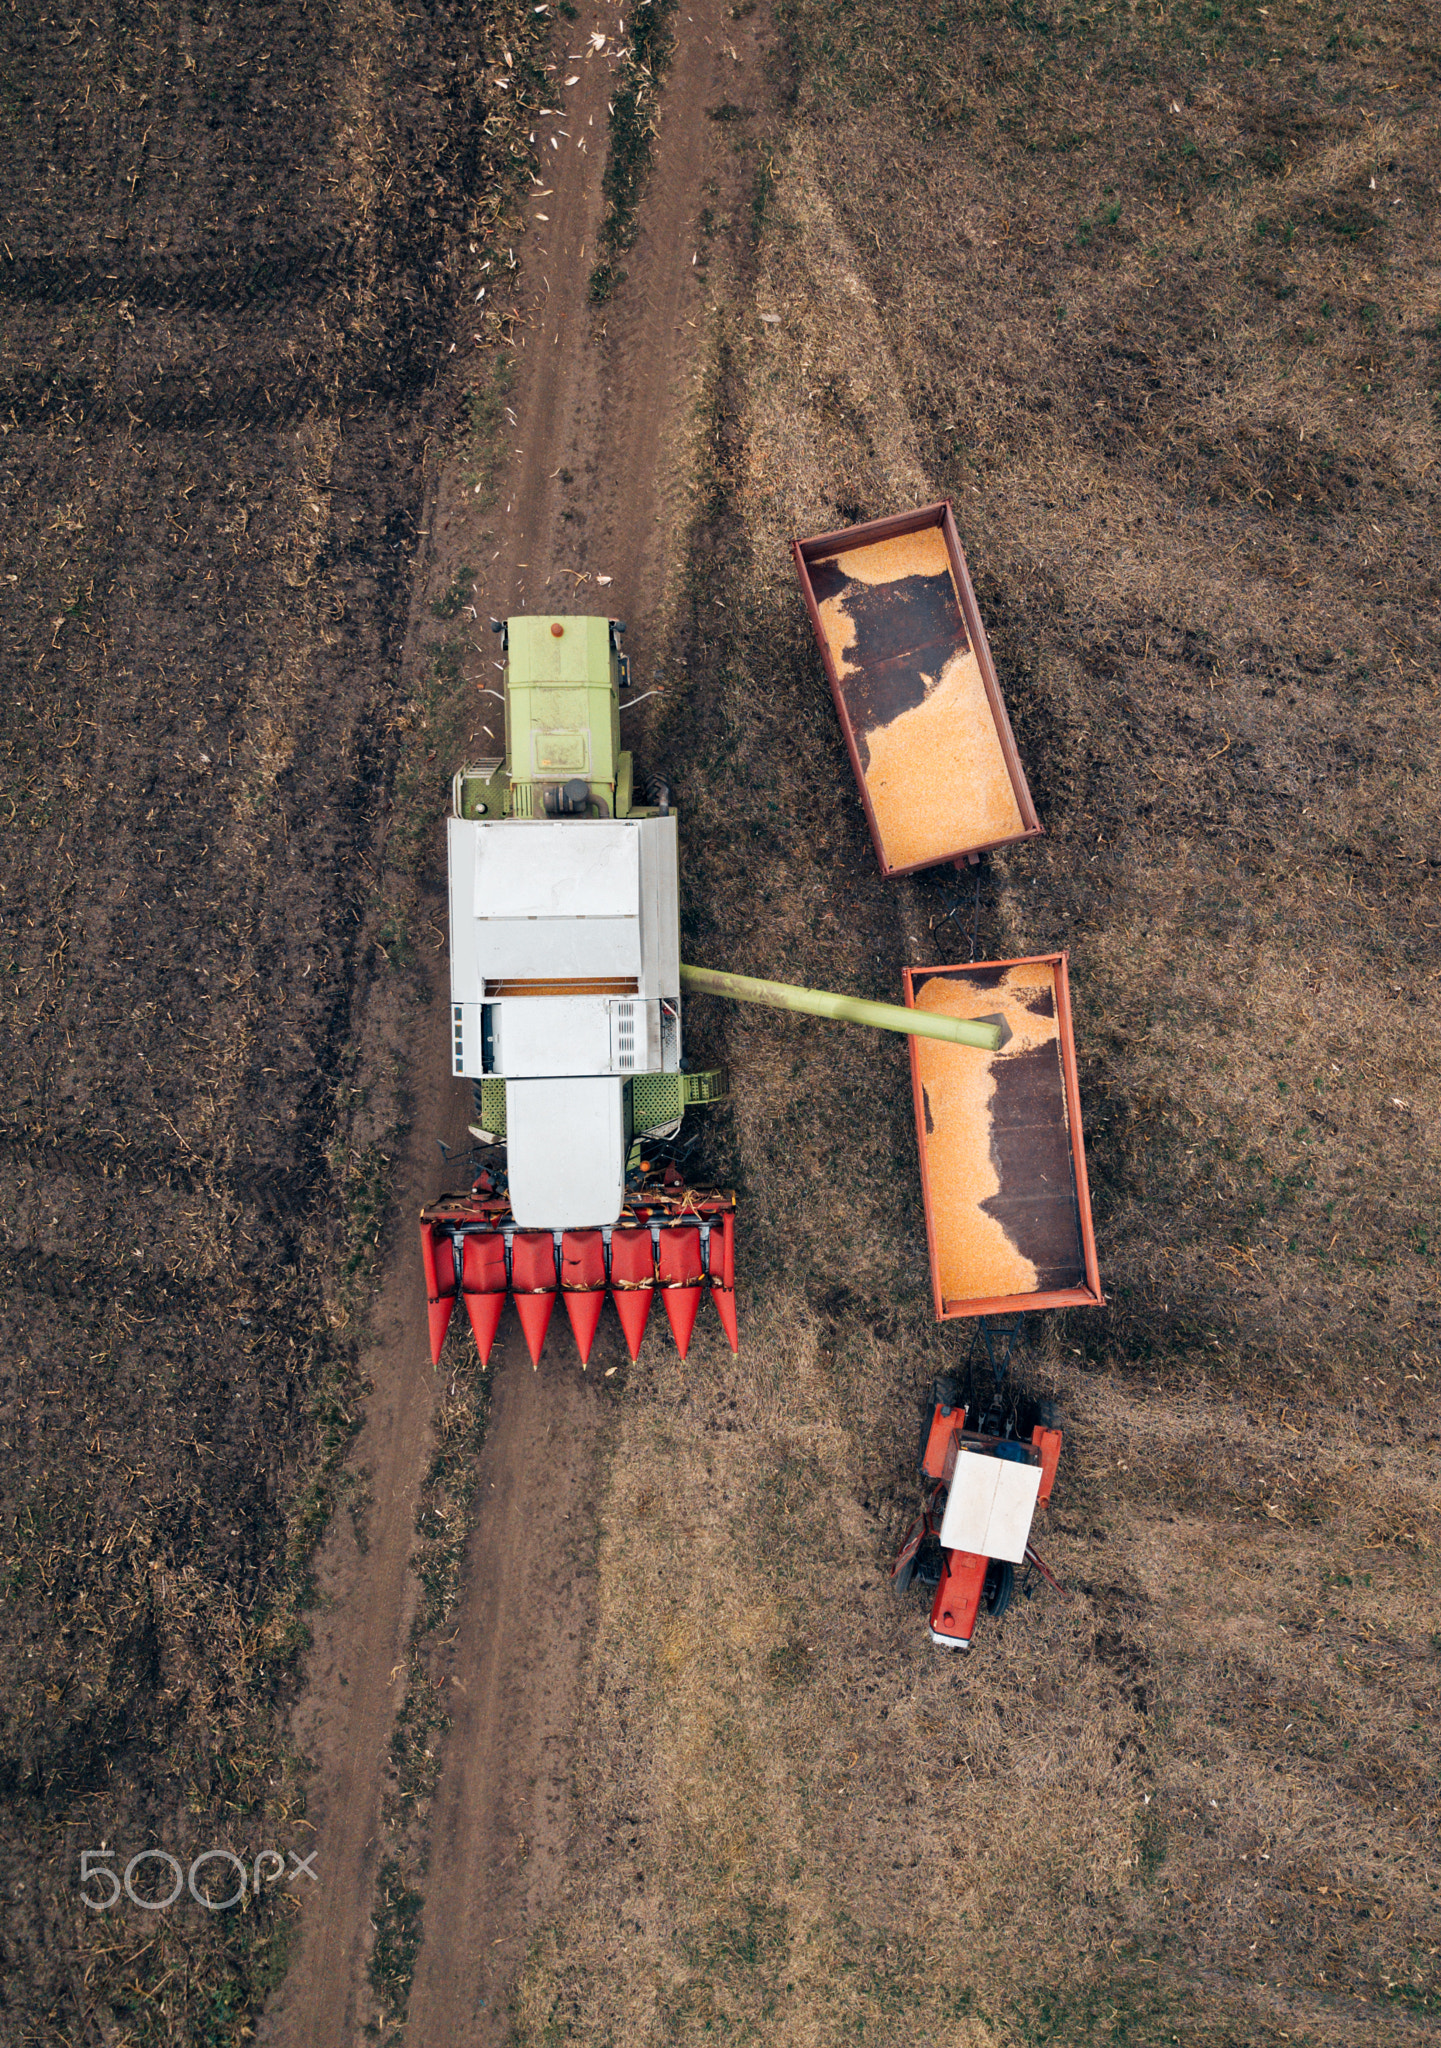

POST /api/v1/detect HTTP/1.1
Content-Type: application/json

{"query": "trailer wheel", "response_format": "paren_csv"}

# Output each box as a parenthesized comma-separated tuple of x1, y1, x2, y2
(983, 1560, 1014, 1620)
(1034, 1398, 1061, 1432)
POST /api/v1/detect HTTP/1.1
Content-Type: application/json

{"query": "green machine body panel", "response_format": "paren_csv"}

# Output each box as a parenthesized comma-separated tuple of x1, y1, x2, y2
(453, 614, 645, 823)
(507, 615, 624, 817)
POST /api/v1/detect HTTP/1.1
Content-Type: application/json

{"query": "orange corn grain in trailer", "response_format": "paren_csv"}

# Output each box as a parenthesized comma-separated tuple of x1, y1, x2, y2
(792, 501, 1041, 876)
(902, 954, 1103, 1320)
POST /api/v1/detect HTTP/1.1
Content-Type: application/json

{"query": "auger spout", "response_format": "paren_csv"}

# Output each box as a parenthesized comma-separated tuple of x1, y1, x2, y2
(679, 965, 1003, 1053)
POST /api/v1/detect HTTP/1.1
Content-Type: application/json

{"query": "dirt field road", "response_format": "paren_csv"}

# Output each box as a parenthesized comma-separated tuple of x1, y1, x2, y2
(263, 5, 768, 2041)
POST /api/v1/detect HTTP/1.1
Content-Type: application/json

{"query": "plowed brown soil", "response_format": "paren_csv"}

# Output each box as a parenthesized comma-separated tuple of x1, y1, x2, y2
(260, 4, 774, 2041)
(0, 2, 555, 2039)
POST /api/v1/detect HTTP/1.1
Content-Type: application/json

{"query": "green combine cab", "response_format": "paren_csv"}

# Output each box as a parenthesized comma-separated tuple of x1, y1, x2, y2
(452, 613, 659, 825)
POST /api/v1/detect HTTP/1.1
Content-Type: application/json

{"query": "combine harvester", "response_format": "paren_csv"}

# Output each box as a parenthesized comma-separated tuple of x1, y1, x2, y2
(419, 612, 1001, 1371)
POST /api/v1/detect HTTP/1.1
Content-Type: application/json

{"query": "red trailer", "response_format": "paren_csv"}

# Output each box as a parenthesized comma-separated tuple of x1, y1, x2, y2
(902, 954, 1103, 1320)
(793, 501, 1041, 876)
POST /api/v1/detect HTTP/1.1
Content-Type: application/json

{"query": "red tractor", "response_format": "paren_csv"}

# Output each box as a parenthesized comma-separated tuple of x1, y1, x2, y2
(892, 1370, 1065, 1651)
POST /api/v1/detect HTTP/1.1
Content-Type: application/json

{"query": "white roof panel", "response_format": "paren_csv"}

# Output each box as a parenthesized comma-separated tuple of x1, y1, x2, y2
(474, 919, 641, 981)
(505, 1077, 626, 1227)
(938, 1449, 1042, 1564)
(473, 821, 639, 920)
(448, 815, 678, 1005)
(493, 996, 612, 1077)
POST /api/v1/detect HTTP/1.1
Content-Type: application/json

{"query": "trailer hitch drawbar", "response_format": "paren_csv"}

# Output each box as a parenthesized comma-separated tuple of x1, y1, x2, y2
(678, 964, 1003, 1053)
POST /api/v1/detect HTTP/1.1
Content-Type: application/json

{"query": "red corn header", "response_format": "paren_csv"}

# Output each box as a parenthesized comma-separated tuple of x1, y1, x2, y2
(419, 1184, 737, 1369)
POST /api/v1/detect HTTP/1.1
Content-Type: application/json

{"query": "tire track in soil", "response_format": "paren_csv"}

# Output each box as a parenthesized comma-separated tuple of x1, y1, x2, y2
(262, 5, 768, 2042)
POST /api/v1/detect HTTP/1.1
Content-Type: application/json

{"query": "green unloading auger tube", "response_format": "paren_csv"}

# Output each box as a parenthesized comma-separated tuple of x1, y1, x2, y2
(679, 965, 1002, 1053)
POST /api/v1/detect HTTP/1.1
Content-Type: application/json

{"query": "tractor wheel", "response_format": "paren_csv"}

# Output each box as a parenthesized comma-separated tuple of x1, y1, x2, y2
(933, 1372, 964, 1413)
(983, 1559, 1014, 1620)
(913, 1534, 944, 1590)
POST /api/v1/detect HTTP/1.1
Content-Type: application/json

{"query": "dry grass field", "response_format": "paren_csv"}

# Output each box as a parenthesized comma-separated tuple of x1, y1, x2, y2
(511, 3, 1440, 2041)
